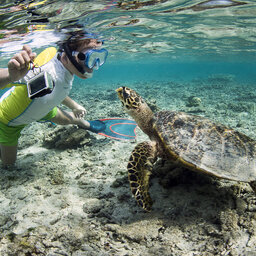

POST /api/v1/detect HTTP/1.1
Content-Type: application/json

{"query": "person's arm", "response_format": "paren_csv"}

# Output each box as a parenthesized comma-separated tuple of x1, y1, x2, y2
(0, 45, 36, 89)
(62, 96, 87, 118)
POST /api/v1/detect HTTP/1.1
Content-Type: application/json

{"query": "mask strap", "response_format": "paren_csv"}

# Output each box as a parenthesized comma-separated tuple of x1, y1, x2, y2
(62, 42, 85, 74)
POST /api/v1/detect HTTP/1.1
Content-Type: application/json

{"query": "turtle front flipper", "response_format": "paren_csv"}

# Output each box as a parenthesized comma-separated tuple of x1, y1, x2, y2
(127, 141, 157, 211)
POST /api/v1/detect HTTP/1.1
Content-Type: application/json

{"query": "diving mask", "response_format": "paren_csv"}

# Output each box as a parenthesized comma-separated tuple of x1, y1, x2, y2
(73, 48, 108, 70)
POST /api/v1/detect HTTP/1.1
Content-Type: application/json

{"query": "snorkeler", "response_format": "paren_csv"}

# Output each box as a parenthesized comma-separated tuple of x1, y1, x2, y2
(0, 32, 108, 167)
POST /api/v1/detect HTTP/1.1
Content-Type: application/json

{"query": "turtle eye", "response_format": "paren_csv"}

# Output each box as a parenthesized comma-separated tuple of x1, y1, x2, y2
(123, 90, 130, 101)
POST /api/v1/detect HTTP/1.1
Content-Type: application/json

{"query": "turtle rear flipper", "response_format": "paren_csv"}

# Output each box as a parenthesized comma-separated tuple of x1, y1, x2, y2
(128, 141, 157, 211)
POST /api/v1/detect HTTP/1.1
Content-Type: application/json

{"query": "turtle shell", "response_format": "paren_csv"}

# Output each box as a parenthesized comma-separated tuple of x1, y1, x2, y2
(153, 110, 256, 182)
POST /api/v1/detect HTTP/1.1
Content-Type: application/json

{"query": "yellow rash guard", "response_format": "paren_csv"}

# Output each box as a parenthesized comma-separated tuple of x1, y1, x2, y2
(0, 47, 74, 145)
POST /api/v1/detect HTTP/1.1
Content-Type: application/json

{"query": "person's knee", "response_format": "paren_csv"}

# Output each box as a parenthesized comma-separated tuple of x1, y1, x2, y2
(2, 160, 16, 169)
(1, 157, 17, 169)
(0, 144, 17, 167)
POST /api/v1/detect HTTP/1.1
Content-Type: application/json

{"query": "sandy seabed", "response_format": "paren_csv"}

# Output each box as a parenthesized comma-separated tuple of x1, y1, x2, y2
(0, 77, 256, 255)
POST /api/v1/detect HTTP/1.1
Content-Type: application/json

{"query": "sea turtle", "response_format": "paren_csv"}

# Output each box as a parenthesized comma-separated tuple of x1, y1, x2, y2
(116, 86, 256, 211)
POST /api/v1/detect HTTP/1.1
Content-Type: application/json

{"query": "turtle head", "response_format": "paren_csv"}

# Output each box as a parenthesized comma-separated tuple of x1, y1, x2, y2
(116, 87, 154, 134)
(116, 87, 144, 111)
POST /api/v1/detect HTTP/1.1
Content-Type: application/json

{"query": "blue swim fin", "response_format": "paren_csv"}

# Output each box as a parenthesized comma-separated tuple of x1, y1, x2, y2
(88, 118, 137, 140)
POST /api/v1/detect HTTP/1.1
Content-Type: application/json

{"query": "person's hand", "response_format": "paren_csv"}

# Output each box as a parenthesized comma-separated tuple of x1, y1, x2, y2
(7, 45, 36, 82)
(72, 105, 87, 119)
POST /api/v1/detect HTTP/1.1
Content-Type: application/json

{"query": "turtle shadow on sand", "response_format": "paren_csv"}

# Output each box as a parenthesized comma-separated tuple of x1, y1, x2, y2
(148, 160, 240, 220)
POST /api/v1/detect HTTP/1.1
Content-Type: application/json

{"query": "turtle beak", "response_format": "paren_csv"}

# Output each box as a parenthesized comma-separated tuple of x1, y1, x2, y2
(116, 87, 123, 101)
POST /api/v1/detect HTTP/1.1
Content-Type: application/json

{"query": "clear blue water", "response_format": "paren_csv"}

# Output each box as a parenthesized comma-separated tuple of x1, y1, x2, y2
(84, 60, 256, 85)
(0, 0, 256, 136)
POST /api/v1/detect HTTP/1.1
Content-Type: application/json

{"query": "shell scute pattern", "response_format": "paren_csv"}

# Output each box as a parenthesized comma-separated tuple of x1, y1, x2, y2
(154, 111, 256, 181)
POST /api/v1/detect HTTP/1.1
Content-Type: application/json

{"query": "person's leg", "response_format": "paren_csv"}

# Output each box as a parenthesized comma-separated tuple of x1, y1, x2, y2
(0, 144, 18, 167)
(50, 108, 90, 128)
(0, 123, 23, 168)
